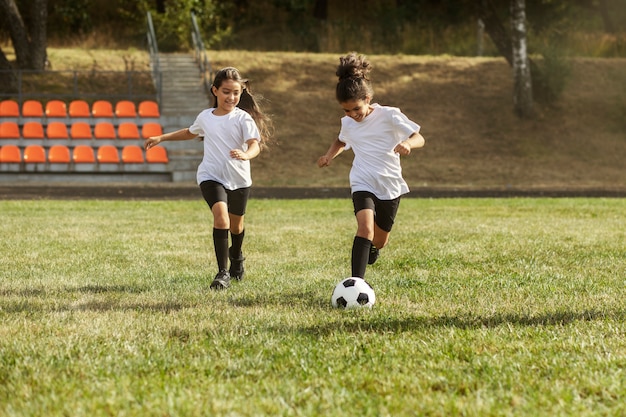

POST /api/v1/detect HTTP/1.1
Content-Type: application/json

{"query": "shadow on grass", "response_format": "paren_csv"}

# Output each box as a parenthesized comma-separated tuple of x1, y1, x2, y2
(0, 284, 186, 313)
(229, 290, 328, 309)
(290, 309, 626, 336)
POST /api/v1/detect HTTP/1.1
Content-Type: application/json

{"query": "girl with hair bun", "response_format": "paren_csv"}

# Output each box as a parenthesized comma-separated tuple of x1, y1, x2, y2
(145, 67, 273, 290)
(318, 52, 426, 280)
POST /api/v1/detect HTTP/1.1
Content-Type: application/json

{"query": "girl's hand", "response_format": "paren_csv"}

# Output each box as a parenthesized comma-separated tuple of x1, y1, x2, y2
(144, 136, 161, 150)
(230, 149, 249, 160)
(394, 141, 411, 156)
(317, 155, 331, 167)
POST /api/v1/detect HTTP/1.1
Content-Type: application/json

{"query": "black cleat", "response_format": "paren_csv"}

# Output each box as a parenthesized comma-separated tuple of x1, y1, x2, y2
(210, 269, 231, 290)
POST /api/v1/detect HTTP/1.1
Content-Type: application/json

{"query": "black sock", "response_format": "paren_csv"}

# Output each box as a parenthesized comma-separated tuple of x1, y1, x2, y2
(230, 229, 245, 259)
(351, 236, 371, 278)
(213, 228, 229, 271)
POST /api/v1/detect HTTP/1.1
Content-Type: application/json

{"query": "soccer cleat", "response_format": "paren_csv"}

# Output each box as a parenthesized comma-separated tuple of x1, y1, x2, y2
(368, 245, 380, 265)
(229, 248, 246, 281)
(210, 269, 231, 290)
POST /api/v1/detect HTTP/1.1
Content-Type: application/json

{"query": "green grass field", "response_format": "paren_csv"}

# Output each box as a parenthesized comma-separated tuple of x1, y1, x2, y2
(1, 198, 625, 416)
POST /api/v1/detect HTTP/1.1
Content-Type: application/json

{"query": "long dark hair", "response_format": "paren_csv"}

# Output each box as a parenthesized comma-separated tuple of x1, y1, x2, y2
(335, 52, 374, 103)
(210, 67, 274, 147)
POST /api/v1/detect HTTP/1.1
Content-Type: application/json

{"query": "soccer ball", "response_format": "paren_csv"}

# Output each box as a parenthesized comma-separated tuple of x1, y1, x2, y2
(331, 277, 376, 309)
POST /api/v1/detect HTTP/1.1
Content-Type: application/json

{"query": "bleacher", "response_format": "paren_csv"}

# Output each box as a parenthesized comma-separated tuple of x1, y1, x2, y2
(0, 99, 171, 182)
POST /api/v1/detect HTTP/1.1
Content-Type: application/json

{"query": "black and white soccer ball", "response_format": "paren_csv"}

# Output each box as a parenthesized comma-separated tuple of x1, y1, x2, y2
(331, 277, 376, 309)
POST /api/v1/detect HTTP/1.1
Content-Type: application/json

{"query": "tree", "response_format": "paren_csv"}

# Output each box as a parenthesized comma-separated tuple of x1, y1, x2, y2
(0, 0, 48, 93)
(511, 0, 533, 117)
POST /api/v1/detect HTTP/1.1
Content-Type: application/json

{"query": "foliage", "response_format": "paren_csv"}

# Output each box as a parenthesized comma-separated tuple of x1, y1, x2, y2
(0, 198, 625, 416)
(31, 0, 626, 56)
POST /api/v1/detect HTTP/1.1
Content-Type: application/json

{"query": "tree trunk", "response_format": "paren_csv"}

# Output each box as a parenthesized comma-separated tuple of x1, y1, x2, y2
(29, 0, 48, 70)
(511, 0, 533, 118)
(598, 0, 615, 34)
(0, 0, 47, 70)
(476, 0, 513, 66)
(0, 50, 18, 94)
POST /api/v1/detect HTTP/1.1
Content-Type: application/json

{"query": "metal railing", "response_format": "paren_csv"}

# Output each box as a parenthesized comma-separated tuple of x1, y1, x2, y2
(191, 12, 213, 96)
(146, 11, 162, 104)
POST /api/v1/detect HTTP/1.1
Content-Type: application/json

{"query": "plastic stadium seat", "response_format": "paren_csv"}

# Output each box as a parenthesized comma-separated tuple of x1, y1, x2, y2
(141, 122, 163, 139)
(97, 145, 120, 164)
(48, 145, 71, 163)
(68, 100, 91, 118)
(115, 100, 137, 118)
(0, 100, 20, 118)
(94, 122, 116, 139)
(70, 122, 92, 139)
(146, 146, 169, 164)
(0, 121, 20, 139)
(0, 145, 21, 162)
(21, 100, 44, 118)
(73, 145, 96, 163)
(22, 121, 45, 139)
(46, 122, 70, 139)
(91, 100, 114, 118)
(23, 145, 46, 163)
(45, 100, 68, 118)
(121, 145, 144, 163)
(138, 100, 160, 118)
(117, 122, 140, 139)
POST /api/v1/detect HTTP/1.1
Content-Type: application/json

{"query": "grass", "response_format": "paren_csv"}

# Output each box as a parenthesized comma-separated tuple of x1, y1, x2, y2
(1, 197, 625, 416)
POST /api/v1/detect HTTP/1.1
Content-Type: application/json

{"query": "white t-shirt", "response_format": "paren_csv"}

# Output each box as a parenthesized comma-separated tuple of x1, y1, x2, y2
(338, 103, 420, 200)
(189, 107, 260, 190)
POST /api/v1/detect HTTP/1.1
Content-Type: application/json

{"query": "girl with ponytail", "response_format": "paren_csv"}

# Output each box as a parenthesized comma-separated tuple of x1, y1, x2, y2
(145, 67, 273, 290)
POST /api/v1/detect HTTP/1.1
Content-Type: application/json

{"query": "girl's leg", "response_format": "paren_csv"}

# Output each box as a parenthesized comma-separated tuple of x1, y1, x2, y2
(200, 181, 231, 289)
(211, 201, 230, 272)
(352, 208, 375, 278)
(226, 187, 250, 280)
(228, 213, 246, 280)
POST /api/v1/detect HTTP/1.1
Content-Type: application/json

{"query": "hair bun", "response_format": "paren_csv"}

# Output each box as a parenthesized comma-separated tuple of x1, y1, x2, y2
(336, 52, 371, 81)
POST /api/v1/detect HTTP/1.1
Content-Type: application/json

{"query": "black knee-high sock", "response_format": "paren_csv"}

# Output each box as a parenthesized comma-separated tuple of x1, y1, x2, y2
(351, 236, 371, 278)
(230, 229, 245, 258)
(213, 228, 229, 271)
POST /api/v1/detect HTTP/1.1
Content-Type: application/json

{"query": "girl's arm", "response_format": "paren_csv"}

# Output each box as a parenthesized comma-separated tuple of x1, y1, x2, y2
(144, 128, 199, 150)
(317, 138, 346, 167)
(394, 132, 425, 156)
(230, 139, 260, 161)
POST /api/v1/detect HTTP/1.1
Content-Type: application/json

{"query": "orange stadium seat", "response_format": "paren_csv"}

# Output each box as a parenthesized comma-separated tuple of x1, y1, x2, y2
(68, 100, 91, 118)
(146, 146, 169, 164)
(70, 122, 92, 139)
(141, 122, 163, 138)
(45, 100, 68, 118)
(22, 121, 45, 139)
(94, 122, 116, 139)
(0, 121, 20, 139)
(21, 100, 44, 118)
(23, 145, 46, 163)
(91, 100, 114, 118)
(46, 122, 69, 139)
(48, 145, 71, 163)
(73, 145, 96, 163)
(115, 100, 137, 118)
(138, 100, 160, 118)
(117, 122, 140, 139)
(0, 144, 21, 162)
(121, 145, 144, 163)
(97, 145, 120, 164)
(0, 100, 20, 118)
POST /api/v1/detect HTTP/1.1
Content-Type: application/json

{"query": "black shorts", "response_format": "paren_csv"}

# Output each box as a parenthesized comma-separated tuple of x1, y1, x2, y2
(199, 180, 250, 216)
(352, 191, 401, 233)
